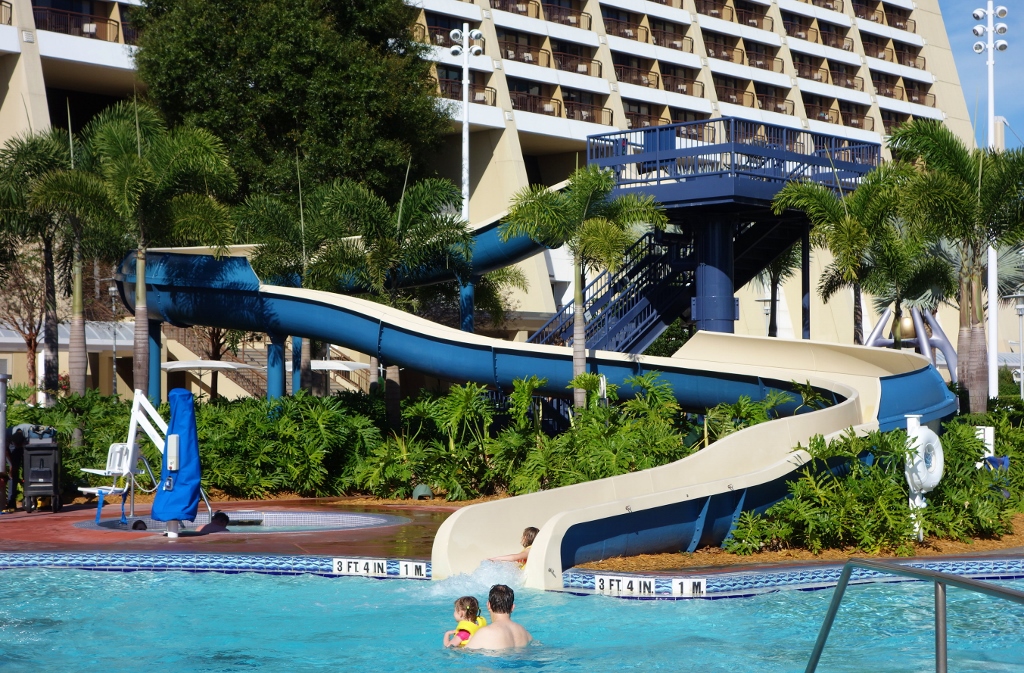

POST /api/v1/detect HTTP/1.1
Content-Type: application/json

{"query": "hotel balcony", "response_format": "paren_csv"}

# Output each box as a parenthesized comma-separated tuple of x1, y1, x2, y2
(604, 18, 647, 43)
(416, 24, 486, 50)
(794, 63, 830, 83)
(438, 79, 497, 106)
(716, 85, 754, 107)
(625, 111, 670, 128)
(820, 30, 854, 51)
(873, 81, 904, 100)
(756, 93, 795, 115)
(894, 50, 925, 70)
(801, 0, 843, 11)
(509, 91, 561, 116)
(614, 64, 658, 88)
(650, 30, 692, 52)
(492, 0, 541, 18)
(542, 4, 592, 30)
(888, 14, 916, 33)
(704, 41, 744, 65)
(747, 52, 783, 73)
(565, 100, 613, 125)
(1, 1, 11, 25)
(695, 0, 733, 21)
(33, 7, 120, 42)
(905, 88, 935, 107)
(662, 74, 704, 97)
(735, 7, 773, 32)
(554, 52, 602, 77)
(499, 41, 551, 67)
(804, 103, 840, 124)
(123, 23, 138, 45)
(784, 22, 817, 43)
(852, 3, 883, 24)
(830, 70, 864, 91)
(840, 109, 874, 130)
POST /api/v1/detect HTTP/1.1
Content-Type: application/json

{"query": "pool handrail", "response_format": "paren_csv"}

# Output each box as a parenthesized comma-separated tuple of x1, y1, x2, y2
(806, 558, 1024, 673)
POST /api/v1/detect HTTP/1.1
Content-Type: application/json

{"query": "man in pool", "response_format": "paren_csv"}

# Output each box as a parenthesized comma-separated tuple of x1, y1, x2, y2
(464, 584, 532, 651)
(198, 511, 230, 534)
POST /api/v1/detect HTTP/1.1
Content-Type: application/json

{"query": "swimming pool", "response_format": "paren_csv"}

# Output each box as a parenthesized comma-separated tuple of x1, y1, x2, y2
(1, 561, 1022, 672)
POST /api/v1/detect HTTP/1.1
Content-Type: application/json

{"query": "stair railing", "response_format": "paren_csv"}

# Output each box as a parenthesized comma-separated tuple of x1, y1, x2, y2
(806, 558, 1024, 673)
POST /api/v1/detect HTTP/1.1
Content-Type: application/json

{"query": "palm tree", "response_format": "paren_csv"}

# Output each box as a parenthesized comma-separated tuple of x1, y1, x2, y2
(32, 101, 237, 400)
(861, 219, 956, 347)
(500, 165, 667, 408)
(755, 242, 801, 337)
(890, 120, 1024, 412)
(772, 162, 911, 345)
(239, 177, 473, 424)
(0, 130, 73, 403)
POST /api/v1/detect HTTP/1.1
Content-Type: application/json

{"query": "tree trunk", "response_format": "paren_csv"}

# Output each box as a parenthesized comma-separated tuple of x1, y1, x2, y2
(369, 356, 379, 395)
(69, 240, 87, 396)
(25, 338, 37, 406)
(385, 364, 401, 431)
(892, 302, 903, 349)
(957, 273, 971, 394)
(572, 261, 586, 408)
(968, 271, 989, 413)
(768, 276, 779, 338)
(852, 282, 863, 345)
(42, 236, 58, 405)
(133, 248, 149, 398)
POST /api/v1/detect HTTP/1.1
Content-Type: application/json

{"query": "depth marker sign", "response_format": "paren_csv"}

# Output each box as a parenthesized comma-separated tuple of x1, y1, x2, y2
(593, 574, 707, 597)
(332, 558, 388, 577)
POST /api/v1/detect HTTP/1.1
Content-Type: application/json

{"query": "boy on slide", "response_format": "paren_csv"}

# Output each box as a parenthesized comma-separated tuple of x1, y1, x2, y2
(443, 596, 487, 648)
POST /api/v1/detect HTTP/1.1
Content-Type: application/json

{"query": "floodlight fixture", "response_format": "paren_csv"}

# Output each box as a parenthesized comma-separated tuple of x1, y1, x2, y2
(449, 28, 463, 43)
(996, 5, 1008, 19)
(450, 45, 463, 56)
(996, 23, 1008, 35)
(469, 29, 483, 40)
(974, 24, 986, 36)
(973, 8, 986, 20)
(996, 39, 1009, 51)
(974, 41, 987, 53)
(469, 45, 483, 56)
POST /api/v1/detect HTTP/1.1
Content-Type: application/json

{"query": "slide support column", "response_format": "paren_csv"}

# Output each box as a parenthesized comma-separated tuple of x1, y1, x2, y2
(292, 336, 302, 395)
(693, 219, 735, 333)
(267, 333, 286, 400)
(148, 320, 162, 404)
(459, 276, 478, 333)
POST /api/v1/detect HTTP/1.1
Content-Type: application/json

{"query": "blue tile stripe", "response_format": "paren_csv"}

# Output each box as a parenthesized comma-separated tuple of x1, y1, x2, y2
(561, 557, 1024, 599)
(0, 553, 432, 580)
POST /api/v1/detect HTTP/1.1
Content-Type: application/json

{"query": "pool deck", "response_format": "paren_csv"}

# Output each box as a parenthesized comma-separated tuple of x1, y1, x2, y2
(0, 498, 449, 559)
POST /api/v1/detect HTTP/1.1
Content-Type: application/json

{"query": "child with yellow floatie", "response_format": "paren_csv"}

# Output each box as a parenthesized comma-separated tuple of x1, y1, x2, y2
(443, 596, 487, 648)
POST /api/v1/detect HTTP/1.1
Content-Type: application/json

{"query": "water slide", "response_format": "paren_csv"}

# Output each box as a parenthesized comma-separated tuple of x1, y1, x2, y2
(119, 245, 956, 590)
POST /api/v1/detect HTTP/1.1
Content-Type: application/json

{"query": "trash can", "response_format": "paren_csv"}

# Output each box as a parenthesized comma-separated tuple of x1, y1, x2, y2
(19, 425, 61, 513)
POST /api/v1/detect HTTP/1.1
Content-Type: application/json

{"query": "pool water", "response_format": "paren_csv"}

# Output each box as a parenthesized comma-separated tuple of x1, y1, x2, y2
(1, 562, 1022, 672)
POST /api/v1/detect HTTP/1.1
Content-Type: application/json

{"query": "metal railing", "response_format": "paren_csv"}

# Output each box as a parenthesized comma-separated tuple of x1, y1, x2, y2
(498, 40, 551, 66)
(906, 89, 936, 107)
(438, 79, 497, 106)
(695, 0, 733, 21)
(492, 0, 541, 18)
(565, 100, 613, 125)
(662, 75, 703, 97)
(542, 3, 591, 30)
(422, 24, 485, 49)
(804, 0, 842, 10)
(650, 30, 692, 52)
(603, 18, 647, 42)
(784, 22, 817, 42)
(794, 62, 830, 83)
(889, 15, 916, 32)
(705, 42, 744, 64)
(830, 70, 864, 90)
(554, 52, 602, 77)
(805, 559, 1024, 673)
(614, 64, 658, 88)
(736, 7, 772, 31)
(896, 50, 926, 69)
(864, 43, 894, 61)
(509, 91, 561, 116)
(819, 30, 854, 50)
(123, 22, 138, 45)
(716, 86, 755, 107)
(33, 7, 119, 42)
(757, 94, 795, 115)
(1, 1, 11, 25)
(873, 81, 905, 100)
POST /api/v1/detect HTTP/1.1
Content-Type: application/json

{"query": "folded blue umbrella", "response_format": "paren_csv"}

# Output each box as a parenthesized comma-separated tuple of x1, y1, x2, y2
(151, 389, 202, 522)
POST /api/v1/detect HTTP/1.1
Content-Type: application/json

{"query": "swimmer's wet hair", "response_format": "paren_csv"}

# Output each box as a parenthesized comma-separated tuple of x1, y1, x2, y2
(488, 584, 515, 614)
(522, 527, 540, 547)
(212, 511, 230, 525)
(454, 596, 480, 621)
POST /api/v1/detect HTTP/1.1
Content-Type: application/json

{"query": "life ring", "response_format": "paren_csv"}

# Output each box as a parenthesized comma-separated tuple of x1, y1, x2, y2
(905, 425, 943, 493)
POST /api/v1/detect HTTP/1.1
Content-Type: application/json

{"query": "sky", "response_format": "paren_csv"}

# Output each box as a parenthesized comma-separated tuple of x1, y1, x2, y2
(940, 0, 1024, 148)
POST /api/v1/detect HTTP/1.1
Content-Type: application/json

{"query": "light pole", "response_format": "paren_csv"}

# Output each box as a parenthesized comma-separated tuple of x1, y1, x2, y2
(1007, 294, 1024, 400)
(108, 285, 118, 396)
(449, 24, 483, 223)
(973, 3, 1009, 400)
